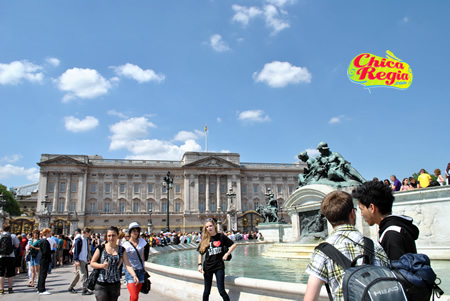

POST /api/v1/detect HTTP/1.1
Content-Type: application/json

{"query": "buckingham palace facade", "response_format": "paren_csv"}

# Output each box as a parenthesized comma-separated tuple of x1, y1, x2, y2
(34, 152, 305, 233)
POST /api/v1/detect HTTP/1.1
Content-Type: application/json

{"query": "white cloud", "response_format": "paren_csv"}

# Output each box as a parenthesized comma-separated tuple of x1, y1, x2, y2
(305, 148, 320, 158)
(107, 109, 128, 119)
(0, 154, 22, 163)
(238, 110, 271, 122)
(329, 115, 346, 124)
(174, 131, 198, 142)
(401, 16, 409, 23)
(46, 57, 60, 67)
(232, 5, 262, 26)
(210, 34, 231, 52)
(0, 164, 39, 182)
(112, 63, 165, 83)
(253, 61, 312, 88)
(57, 67, 112, 102)
(217, 117, 222, 123)
(265, 0, 295, 7)
(264, 4, 290, 34)
(109, 118, 204, 160)
(232, 3, 291, 35)
(109, 117, 157, 151)
(64, 116, 99, 133)
(0, 60, 44, 85)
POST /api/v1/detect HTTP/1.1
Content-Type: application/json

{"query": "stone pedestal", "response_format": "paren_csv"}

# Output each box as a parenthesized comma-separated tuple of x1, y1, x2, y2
(38, 214, 51, 229)
(256, 223, 293, 242)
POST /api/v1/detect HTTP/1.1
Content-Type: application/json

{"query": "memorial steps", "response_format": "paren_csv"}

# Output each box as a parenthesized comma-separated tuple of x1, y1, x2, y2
(261, 243, 317, 259)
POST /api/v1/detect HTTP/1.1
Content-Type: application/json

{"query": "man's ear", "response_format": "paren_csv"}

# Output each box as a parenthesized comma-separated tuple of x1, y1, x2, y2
(369, 203, 376, 213)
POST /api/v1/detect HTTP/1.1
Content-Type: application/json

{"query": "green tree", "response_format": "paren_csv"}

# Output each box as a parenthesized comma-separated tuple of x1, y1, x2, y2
(0, 184, 21, 216)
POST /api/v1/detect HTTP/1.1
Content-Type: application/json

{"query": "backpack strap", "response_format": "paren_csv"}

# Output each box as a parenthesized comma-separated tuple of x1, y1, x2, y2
(379, 225, 402, 243)
(315, 242, 352, 269)
(363, 237, 374, 264)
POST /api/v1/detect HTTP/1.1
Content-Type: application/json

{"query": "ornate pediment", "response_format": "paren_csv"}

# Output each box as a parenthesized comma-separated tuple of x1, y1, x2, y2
(184, 156, 240, 169)
(38, 155, 88, 167)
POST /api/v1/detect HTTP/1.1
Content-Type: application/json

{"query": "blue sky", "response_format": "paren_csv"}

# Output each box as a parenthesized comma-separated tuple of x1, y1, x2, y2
(1, 0, 449, 189)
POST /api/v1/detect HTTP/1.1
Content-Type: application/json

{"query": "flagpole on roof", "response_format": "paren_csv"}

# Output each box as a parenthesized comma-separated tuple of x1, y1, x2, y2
(204, 124, 208, 152)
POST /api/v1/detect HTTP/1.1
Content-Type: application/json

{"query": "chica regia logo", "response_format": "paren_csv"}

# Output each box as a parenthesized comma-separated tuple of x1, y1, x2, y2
(348, 50, 413, 92)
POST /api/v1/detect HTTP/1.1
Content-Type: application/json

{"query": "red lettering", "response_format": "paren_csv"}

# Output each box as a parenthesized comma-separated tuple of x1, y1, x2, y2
(401, 73, 409, 80)
(356, 67, 376, 80)
(387, 61, 395, 68)
(376, 72, 386, 80)
(397, 63, 404, 69)
(353, 54, 371, 68)
(385, 72, 396, 85)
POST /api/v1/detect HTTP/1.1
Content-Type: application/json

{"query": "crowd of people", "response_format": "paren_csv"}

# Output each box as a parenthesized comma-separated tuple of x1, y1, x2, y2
(0, 222, 263, 300)
(374, 165, 449, 192)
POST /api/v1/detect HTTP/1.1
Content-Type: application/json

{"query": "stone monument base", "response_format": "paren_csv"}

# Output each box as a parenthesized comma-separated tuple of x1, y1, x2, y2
(257, 223, 295, 243)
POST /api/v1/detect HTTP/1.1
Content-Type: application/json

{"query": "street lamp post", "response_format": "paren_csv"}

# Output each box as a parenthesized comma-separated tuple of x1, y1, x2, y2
(148, 208, 153, 234)
(226, 187, 237, 231)
(40, 195, 52, 229)
(162, 171, 173, 233)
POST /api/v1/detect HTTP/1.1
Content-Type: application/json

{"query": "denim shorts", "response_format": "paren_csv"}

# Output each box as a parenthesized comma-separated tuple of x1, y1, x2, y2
(30, 255, 40, 267)
(124, 268, 145, 284)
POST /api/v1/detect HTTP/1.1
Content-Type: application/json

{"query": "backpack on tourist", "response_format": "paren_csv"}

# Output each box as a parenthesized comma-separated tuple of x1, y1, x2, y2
(380, 227, 445, 301)
(0, 233, 14, 255)
(315, 237, 407, 301)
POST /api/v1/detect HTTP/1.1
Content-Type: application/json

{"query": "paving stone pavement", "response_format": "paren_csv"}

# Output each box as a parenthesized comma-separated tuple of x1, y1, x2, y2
(0, 263, 178, 300)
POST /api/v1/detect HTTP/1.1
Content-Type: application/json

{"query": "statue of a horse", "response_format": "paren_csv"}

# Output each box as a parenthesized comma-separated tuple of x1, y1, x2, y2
(256, 205, 279, 223)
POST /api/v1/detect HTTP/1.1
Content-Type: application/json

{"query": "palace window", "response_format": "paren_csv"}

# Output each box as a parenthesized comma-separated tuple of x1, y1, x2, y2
(148, 184, 153, 193)
(199, 184, 204, 193)
(221, 184, 226, 193)
(60, 182, 66, 193)
(176, 184, 181, 194)
(105, 202, 110, 213)
(175, 202, 181, 212)
(119, 202, 125, 213)
(71, 183, 77, 193)
(58, 201, 64, 213)
(105, 184, 111, 193)
(70, 202, 76, 212)
(277, 185, 282, 193)
(162, 202, 167, 212)
(199, 202, 205, 213)
(133, 202, 139, 213)
(91, 184, 96, 193)
(147, 202, 153, 211)
(48, 183, 54, 193)
(253, 185, 258, 193)
(120, 184, 125, 193)
(90, 203, 95, 214)
(134, 184, 140, 193)
(241, 185, 246, 194)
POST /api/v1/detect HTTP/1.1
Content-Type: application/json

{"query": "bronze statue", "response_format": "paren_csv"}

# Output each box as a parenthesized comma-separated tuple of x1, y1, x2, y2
(297, 142, 365, 188)
(256, 188, 279, 223)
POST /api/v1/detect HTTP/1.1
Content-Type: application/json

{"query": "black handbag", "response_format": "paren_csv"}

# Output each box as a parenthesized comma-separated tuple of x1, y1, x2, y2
(87, 245, 104, 291)
(130, 241, 151, 294)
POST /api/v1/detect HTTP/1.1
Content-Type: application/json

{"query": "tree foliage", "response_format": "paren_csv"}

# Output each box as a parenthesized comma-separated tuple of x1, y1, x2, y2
(0, 184, 21, 216)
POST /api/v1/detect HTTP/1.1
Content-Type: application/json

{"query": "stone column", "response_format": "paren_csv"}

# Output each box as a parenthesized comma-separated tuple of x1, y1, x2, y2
(193, 175, 199, 212)
(64, 173, 72, 212)
(216, 175, 220, 211)
(37, 171, 48, 212)
(112, 174, 119, 212)
(205, 175, 210, 212)
(78, 170, 87, 214)
(235, 174, 242, 212)
(184, 174, 190, 213)
(290, 210, 300, 241)
(52, 173, 60, 212)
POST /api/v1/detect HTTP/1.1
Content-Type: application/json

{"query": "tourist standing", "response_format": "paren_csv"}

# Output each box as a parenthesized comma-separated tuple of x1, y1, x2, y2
(400, 178, 410, 191)
(37, 228, 52, 295)
(198, 218, 236, 301)
(90, 226, 138, 301)
(68, 227, 92, 295)
(122, 222, 150, 301)
(27, 229, 40, 287)
(304, 191, 389, 301)
(418, 169, 432, 188)
(434, 169, 445, 186)
(0, 225, 20, 294)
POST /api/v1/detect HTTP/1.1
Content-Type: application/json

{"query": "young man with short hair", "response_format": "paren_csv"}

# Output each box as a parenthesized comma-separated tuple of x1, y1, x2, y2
(352, 180, 419, 260)
(304, 191, 388, 301)
(0, 225, 20, 294)
(418, 169, 432, 188)
(68, 227, 92, 295)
